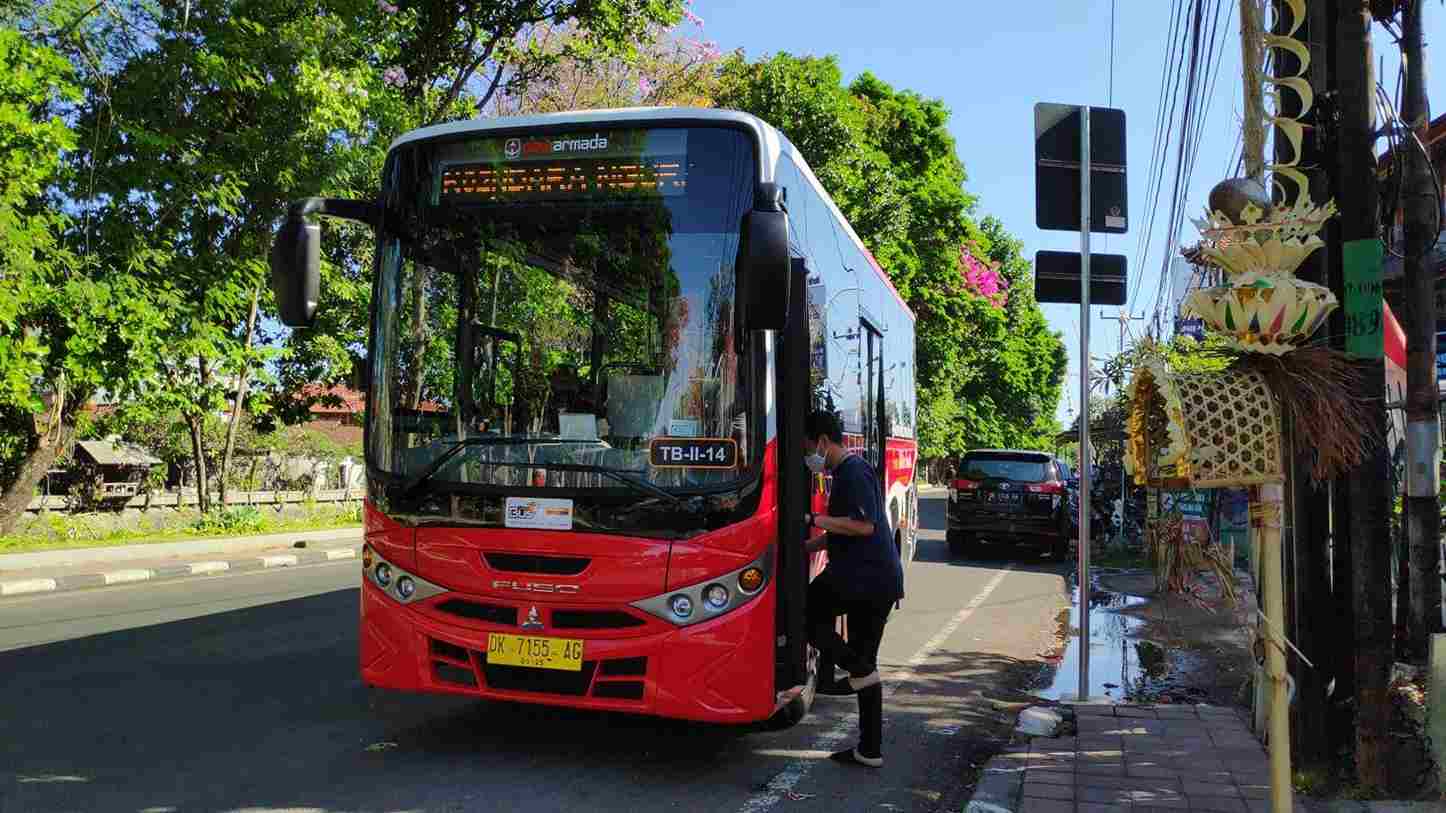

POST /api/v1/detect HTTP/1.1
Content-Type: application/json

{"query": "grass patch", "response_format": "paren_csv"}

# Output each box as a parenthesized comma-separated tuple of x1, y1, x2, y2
(0, 504, 363, 555)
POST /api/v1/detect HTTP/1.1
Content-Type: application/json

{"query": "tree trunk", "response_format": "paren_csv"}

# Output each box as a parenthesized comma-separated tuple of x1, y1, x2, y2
(1399, 0, 1442, 663)
(0, 423, 72, 536)
(192, 353, 213, 513)
(219, 285, 262, 509)
(189, 415, 210, 514)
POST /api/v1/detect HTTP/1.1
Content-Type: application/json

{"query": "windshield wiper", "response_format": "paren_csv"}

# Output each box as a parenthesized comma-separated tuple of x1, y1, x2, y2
(397, 439, 689, 508)
(520, 461, 690, 508)
(398, 437, 599, 498)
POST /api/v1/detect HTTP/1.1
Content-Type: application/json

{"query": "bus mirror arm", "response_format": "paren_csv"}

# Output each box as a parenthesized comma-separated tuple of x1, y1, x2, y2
(737, 183, 792, 334)
(269, 197, 379, 328)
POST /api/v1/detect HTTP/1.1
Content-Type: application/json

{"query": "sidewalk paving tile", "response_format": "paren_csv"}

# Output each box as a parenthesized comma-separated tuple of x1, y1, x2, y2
(965, 702, 1297, 813)
(1023, 769, 1074, 786)
(1075, 761, 1126, 777)
(1080, 785, 1136, 803)
(1187, 798, 1248, 812)
(1018, 799, 1073, 813)
(1021, 781, 1074, 802)
(1128, 765, 1186, 780)
(1182, 780, 1243, 797)
(1079, 803, 1131, 813)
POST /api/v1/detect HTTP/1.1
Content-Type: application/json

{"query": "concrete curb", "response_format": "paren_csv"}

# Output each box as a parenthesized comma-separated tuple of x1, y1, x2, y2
(965, 746, 1026, 813)
(0, 527, 363, 571)
(0, 545, 359, 599)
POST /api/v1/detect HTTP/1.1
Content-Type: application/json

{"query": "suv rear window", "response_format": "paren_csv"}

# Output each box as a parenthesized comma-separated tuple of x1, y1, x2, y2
(959, 454, 1051, 482)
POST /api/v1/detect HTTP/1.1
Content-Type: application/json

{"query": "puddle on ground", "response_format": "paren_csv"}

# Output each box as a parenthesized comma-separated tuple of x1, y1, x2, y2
(1034, 572, 1200, 704)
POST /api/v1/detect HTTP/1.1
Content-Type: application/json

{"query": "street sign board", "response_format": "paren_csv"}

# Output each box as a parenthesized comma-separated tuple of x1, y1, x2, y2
(1033, 251, 1127, 305)
(1035, 104, 1128, 233)
(1342, 238, 1384, 360)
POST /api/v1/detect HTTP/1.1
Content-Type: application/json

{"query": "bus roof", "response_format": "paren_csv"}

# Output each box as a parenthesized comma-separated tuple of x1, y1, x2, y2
(388, 106, 915, 321)
(387, 107, 771, 152)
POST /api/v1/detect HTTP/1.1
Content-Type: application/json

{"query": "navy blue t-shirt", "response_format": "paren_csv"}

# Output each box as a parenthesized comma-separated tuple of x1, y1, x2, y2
(823, 455, 904, 603)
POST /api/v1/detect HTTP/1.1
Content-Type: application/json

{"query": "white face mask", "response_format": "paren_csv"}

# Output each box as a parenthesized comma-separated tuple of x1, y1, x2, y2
(804, 441, 827, 474)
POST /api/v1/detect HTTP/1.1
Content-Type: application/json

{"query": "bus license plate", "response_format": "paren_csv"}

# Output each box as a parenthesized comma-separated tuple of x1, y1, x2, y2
(486, 633, 584, 671)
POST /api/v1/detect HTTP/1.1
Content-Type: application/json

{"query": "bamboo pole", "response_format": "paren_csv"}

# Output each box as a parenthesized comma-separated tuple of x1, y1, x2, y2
(1256, 482, 1293, 812)
(1239, 0, 1267, 180)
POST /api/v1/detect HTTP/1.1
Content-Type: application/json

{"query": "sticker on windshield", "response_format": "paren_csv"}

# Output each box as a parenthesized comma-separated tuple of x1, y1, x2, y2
(505, 497, 575, 530)
(649, 437, 738, 470)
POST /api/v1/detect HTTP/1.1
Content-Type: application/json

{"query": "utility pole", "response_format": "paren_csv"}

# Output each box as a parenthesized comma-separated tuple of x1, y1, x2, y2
(1277, 0, 1334, 767)
(1399, 0, 1442, 663)
(1105, 308, 1144, 537)
(1333, 0, 1394, 790)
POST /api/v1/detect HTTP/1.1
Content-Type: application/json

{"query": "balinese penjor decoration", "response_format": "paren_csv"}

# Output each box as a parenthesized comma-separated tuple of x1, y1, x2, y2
(1120, 1, 1375, 809)
(1182, 178, 1339, 354)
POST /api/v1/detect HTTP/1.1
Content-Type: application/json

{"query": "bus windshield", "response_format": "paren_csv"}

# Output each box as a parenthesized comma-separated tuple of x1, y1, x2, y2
(367, 125, 757, 499)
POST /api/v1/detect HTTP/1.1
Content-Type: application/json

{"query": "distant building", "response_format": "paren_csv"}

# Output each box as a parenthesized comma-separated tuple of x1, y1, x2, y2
(297, 384, 367, 446)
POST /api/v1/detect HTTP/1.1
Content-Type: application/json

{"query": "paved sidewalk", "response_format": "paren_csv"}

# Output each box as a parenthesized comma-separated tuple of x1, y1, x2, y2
(968, 703, 1308, 812)
(0, 528, 363, 598)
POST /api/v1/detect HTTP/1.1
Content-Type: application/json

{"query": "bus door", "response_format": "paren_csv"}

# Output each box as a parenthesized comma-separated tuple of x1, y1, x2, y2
(860, 318, 886, 488)
(774, 258, 812, 713)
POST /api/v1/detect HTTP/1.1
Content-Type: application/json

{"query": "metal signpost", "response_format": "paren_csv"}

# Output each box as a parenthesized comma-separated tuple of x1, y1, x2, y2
(1077, 107, 1092, 702)
(1034, 103, 1127, 701)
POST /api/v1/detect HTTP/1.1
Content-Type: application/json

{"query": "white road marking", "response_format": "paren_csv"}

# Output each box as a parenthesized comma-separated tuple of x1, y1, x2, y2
(0, 578, 57, 596)
(736, 564, 1014, 813)
(324, 548, 357, 560)
(260, 555, 298, 568)
(189, 561, 230, 575)
(102, 570, 152, 585)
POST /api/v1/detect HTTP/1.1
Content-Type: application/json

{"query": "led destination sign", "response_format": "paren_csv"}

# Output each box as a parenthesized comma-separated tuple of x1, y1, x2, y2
(435, 129, 689, 203)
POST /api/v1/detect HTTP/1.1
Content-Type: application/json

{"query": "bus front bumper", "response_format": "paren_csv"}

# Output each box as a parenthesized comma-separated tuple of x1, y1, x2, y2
(359, 579, 779, 724)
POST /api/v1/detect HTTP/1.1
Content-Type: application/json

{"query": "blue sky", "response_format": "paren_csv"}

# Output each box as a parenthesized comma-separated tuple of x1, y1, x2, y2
(692, 0, 1446, 426)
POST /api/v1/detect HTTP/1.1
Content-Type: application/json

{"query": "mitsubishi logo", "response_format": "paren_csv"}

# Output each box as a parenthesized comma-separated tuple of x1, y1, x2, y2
(521, 605, 544, 630)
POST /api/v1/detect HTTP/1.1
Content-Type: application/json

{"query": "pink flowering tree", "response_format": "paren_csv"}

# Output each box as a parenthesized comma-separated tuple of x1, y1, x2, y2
(959, 245, 1007, 307)
(490, 5, 727, 116)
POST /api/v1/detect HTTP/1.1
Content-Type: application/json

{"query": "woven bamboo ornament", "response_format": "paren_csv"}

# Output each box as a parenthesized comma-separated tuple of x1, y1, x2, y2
(1125, 357, 1285, 489)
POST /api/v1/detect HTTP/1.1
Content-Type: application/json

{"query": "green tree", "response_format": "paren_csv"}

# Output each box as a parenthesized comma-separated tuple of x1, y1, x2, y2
(0, 26, 173, 533)
(715, 54, 1065, 463)
(271, 0, 689, 427)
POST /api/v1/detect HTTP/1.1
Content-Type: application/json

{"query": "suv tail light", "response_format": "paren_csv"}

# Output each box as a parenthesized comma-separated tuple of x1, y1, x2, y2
(952, 479, 979, 491)
(1026, 482, 1065, 495)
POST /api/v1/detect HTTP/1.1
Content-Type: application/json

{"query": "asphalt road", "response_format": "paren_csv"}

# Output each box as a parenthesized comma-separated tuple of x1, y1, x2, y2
(0, 490, 1069, 813)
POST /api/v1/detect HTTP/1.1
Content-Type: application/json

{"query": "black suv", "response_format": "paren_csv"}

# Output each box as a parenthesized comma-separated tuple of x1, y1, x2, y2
(946, 450, 1073, 560)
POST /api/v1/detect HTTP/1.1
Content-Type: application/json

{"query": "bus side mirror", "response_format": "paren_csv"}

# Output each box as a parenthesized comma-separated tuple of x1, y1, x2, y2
(738, 183, 791, 332)
(270, 211, 321, 328)
(269, 197, 377, 328)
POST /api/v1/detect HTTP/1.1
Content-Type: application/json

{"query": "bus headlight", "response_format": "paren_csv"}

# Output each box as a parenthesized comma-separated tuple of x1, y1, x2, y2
(704, 584, 729, 609)
(364, 549, 445, 605)
(738, 567, 765, 594)
(632, 547, 773, 627)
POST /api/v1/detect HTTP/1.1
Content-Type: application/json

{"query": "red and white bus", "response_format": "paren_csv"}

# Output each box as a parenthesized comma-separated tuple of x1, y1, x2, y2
(269, 108, 918, 726)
